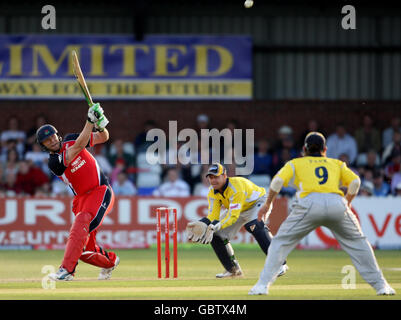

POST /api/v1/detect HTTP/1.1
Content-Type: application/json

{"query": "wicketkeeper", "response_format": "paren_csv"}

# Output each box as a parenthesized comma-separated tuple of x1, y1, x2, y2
(186, 163, 288, 278)
(249, 132, 395, 296)
(36, 103, 119, 281)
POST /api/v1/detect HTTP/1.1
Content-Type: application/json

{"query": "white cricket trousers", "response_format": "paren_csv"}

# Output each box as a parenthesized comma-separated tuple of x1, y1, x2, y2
(257, 192, 389, 291)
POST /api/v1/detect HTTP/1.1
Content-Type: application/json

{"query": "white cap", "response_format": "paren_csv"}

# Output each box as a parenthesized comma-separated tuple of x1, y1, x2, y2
(361, 180, 374, 194)
(278, 125, 293, 135)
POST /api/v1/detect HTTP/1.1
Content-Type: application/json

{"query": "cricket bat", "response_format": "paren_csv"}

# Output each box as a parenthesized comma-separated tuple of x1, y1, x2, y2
(71, 50, 94, 107)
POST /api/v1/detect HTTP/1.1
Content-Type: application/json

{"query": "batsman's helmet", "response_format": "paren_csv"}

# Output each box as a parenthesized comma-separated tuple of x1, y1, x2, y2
(36, 124, 62, 152)
(206, 163, 227, 177)
(304, 132, 326, 155)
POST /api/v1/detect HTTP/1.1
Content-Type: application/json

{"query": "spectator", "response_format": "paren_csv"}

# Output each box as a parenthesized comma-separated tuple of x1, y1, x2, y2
(354, 114, 381, 154)
(274, 125, 294, 151)
(382, 117, 401, 149)
(372, 171, 390, 197)
(382, 131, 401, 165)
(272, 137, 298, 175)
(109, 159, 126, 185)
(360, 149, 381, 171)
(339, 153, 358, 175)
(25, 143, 49, 176)
(299, 119, 323, 148)
(112, 170, 137, 196)
(51, 177, 74, 196)
(25, 114, 47, 152)
(3, 148, 20, 177)
(108, 139, 134, 167)
(384, 149, 401, 180)
(326, 123, 358, 165)
(153, 167, 190, 197)
(253, 139, 273, 175)
(193, 173, 211, 197)
(394, 182, 401, 196)
(361, 168, 374, 184)
(15, 160, 50, 195)
(1, 172, 19, 197)
(390, 173, 401, 195)
(0, 139, 19, 163)
(359, 180, 374, 196)
(134, 120, 158, 153)
(1, 116, 26, 159)
(91, 144, 113, 177)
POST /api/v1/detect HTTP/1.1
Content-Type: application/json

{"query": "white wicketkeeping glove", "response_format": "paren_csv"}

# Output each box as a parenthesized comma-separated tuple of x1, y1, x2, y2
(186, 221, 208, 243)
(201, 221, 221, 244)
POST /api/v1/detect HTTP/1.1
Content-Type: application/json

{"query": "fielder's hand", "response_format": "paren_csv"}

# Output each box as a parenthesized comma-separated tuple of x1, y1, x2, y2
(87, 103, 104, 123)
(257, 202, 273, 224)
(201, 221, 221, 244)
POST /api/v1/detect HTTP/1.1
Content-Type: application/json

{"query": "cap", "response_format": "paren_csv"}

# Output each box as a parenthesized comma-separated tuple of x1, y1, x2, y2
(304, 132, 326, 154)
(206, 163, 226, 177)
(361, 180, 374, 194)
(278, 125, 293, 135)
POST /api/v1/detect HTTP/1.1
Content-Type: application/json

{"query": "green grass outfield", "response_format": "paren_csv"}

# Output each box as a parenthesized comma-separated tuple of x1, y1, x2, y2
(0, 245, 400, 300)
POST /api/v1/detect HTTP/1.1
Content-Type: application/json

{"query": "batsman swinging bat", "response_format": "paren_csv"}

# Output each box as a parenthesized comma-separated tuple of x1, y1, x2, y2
(71, 50, 94, 107)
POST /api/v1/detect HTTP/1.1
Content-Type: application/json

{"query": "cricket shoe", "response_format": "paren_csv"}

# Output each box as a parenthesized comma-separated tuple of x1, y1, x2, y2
(248, 283, 268, 295)
(98, 256, 120, 280)
(277, 264, 289, 277)
(377, 285, 396, 296)
(216, 266, 243, 278)
(48, 267, 74, 281)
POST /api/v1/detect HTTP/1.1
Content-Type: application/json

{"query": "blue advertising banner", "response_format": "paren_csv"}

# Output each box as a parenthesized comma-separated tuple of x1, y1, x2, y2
(0, 35, 252, 100)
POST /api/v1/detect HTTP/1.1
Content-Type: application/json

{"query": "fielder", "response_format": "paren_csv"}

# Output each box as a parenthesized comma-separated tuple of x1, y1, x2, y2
(36, 103, 119, 281)
(249, 132, 396, 296)
(187, 163, 288, 278)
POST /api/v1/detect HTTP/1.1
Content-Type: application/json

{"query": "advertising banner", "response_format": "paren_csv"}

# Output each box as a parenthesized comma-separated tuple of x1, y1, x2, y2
(1, 196, 398, 250)
(0, 35, 252, 100)
(0, 196, 287, 249)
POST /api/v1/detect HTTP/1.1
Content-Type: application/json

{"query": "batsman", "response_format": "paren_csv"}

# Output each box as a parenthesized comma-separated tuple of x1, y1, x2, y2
(187, 163, 288, 278)
(36, 103, 119, 281)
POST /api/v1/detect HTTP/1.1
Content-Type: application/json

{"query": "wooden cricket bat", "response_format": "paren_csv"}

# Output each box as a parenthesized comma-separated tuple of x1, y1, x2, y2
(71, 50, 94, 107)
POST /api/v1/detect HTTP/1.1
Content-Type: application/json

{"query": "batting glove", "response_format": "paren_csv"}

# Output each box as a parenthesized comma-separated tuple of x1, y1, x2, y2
(87, 103, 104, 123)
(96, 114, 109, 131)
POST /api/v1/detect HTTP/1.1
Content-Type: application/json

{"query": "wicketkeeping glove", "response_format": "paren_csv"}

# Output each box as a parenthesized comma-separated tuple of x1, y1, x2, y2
(186, 220, 208, 243)
(87, 103, 104, 124)
(201, 220, 221, 244)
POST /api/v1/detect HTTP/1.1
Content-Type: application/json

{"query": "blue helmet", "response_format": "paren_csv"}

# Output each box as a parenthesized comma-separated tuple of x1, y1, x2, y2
(36, 124, 62, 152)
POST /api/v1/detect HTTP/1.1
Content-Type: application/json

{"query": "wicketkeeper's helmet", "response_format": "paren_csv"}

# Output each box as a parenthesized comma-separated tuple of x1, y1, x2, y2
(206, 163, 227, 177)
(36, 124, 62, 152)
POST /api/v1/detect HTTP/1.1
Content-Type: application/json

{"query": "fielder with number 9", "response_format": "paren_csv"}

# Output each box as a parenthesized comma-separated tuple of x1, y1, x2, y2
(36, 103, 119, 281)
(186, 163, 288, 278)
(249, 132, 396, 296)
